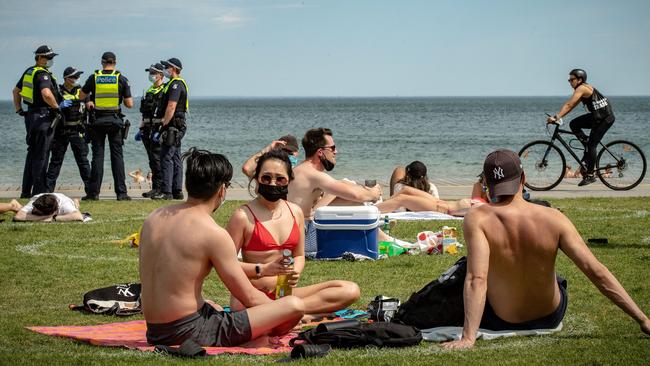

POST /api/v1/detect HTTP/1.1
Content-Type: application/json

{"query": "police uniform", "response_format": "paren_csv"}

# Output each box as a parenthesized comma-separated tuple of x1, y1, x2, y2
(45, 67, 91, 194)
(15, 45, 61, 197)
(81, 52, 132, 200)
(154, 58, 188, 200)
(139, 63, 165, 197)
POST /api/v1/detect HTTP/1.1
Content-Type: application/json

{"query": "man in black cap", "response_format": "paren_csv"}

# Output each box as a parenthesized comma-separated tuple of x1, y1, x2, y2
(152, 58, 188, 200)
(241, 134, 300, 178)
(137, 63, 166, 198)
(12, 45, 64, 197)
(45, 67, 91, 195)
(442, 149, 650, 349)
(78, 51, 133, 201)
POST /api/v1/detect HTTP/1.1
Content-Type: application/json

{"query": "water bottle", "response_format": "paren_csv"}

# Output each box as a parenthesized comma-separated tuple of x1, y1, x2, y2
(275, 249, 294, 298)
(382, 215, 390, 236)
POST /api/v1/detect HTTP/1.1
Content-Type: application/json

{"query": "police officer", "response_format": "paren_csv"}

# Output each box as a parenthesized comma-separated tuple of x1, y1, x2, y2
(152, 58, 188, 200)
(78, 51, 133, 201)
(12, 45, 63, 197)
(137, 63, 165, 198)
(45, 67, 91, 195)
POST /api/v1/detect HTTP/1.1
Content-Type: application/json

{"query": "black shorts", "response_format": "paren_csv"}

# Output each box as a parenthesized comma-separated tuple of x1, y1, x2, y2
(480, 277, 568, 331)
(146, 302, 251, 346)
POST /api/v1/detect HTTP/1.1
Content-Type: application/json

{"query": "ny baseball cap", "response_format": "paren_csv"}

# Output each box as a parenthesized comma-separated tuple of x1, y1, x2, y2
(34, 45, 58, 58)
(483, 149, 524, 197)
(101, 51, 116, 62)
(161, 57, 182, 70)
(145, 63, 164, 73)
(279, 135, 299, 152)
(63, 67, 83, 78)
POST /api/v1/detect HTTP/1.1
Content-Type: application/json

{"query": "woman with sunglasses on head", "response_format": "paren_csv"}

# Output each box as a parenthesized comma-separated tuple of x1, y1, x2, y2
(226, 149, 360, 320)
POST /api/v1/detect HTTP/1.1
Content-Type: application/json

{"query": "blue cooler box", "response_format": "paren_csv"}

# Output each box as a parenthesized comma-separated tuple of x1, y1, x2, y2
(314, 206, 380, 259)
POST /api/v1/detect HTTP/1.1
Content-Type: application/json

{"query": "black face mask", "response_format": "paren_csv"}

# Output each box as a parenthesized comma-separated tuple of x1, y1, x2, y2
(257, 183, 288, 202)
(320, 155, 335, 172)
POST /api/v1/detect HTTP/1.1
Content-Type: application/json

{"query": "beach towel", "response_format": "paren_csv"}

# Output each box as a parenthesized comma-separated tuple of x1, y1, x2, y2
(27, 320, 294, 355)
(385, 211, 463, 221)
(420, 323, 563, 342)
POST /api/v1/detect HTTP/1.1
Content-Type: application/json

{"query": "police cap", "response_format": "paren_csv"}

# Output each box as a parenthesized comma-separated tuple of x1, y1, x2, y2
(63, 67, 84, 78)
(161, 58, 182, 70)
(101, 51, 117, 63)
(145, 63, 164, 73)
(34, 45, 58, 58)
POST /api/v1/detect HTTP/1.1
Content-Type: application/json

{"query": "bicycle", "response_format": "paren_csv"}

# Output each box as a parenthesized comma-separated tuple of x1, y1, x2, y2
(518, 117, 647, 191)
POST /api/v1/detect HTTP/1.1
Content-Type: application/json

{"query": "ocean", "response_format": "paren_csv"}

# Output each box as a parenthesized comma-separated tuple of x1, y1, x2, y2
(1, 97, 649, 185)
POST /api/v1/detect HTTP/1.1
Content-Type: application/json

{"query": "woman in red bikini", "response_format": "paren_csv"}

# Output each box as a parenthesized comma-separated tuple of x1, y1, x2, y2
(226, 149, 360, 317)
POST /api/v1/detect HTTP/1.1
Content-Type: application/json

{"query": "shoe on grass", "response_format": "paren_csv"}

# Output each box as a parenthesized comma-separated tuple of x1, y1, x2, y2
(81, 195, 99, 201)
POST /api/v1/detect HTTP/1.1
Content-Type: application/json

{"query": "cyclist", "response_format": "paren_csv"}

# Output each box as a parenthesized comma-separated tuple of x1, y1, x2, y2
(546, 69, 615, 186)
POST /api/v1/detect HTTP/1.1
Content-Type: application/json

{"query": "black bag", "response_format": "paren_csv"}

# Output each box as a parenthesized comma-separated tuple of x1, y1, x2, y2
(70, 283, 142, 316)
(392, 257, 466, 329)
(290, 321, 422, 349)
(367, 296, 401, 322)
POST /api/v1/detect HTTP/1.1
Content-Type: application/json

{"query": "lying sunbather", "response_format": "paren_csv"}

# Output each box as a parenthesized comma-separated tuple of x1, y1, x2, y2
(13, 193, 83, 222)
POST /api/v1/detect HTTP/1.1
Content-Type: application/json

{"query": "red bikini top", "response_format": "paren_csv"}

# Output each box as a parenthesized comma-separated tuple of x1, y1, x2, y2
(243, 201, 300, 252)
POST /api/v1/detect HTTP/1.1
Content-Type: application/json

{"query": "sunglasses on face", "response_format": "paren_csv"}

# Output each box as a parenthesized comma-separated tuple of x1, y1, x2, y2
(321, 145, 336, 152)
(568, 78, 577, 82)
(259, 174, 289, 186)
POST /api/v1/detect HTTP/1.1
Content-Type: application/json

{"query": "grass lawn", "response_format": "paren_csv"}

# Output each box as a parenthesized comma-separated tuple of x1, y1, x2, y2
(1, 197, 649, 365)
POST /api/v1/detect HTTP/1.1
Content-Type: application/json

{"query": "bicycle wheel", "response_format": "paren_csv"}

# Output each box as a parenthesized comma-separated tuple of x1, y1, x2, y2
(596, 140, 647, 190)
(518, 141, 566, 191)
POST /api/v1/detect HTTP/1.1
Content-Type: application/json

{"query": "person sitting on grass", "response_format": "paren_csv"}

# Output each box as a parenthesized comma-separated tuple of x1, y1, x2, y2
(139, 147, 304, 348)
(442, 149, 650, 349)
(389, 161, 440, 198)
(241, 134, 301, 179)
(13, 193, 83, 222)
(375, 183, 480, 217)
(227, 149, 360, 321)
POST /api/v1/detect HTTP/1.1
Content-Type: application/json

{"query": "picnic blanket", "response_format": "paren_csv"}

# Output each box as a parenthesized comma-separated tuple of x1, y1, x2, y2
(386, 211, 462, 221)
(420, 323, 563, 342)
(27, 320, 294, 355)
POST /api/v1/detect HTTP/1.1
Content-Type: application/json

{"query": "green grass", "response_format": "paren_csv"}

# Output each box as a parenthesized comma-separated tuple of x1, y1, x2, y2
(1, 197, 649, 365)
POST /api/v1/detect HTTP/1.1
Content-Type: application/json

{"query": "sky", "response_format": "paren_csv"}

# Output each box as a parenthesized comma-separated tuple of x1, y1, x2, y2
(1, 0, 649, 97)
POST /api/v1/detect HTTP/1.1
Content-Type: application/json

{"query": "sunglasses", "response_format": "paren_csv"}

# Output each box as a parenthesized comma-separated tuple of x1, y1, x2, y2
(321, 145, 336, 152)
(259, 174, 289, 186)
(568, 78, 577, 82)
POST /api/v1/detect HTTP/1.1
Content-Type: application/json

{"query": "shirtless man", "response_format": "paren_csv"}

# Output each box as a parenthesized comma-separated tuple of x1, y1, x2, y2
(287, 128, 382, 253)
(443, 149, 650, 349)
(139, 147, 304, 347)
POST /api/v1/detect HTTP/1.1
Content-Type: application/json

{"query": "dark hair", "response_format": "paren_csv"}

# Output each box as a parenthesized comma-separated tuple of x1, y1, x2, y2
(32, 194, 59, 216)
(182, 147, 233, 200)
(398, 161, 431, 193)
(248, 149, 294, 196)
(302, 128, 333, 157)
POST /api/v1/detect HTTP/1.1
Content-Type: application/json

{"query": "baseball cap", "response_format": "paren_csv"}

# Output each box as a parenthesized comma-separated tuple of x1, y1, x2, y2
(63, 67, 83, 78)
(101, 51, 116, 62)
(145, 63, 164, 73)
(34, 45, 58, 58)
(279, 135, 299, 152)
(161, 57, 182, 70)
(406, 161, 427, 179)
(483, 149, 524, 197)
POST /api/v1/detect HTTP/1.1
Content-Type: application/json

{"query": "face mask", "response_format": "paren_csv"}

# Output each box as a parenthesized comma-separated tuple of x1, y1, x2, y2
(320, 155, 335, 172)
(45, 59, 53, 68)
(257, 183, 288, 202)
(148, 74, 157, 83)
(288, 155, 298, 167)
(73, 79, 81, 86)
(163, 69, 171, 78)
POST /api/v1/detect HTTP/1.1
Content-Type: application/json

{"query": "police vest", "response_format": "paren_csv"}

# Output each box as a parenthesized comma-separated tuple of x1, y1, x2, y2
(20, 66, 57, 105)
(94, 70, 120, 111)
(60, 86, 84, 124)
(161, 77, 189, 115)
(140, 84, 165, 119)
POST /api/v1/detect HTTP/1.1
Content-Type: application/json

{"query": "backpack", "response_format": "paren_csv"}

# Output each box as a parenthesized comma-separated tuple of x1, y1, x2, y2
(290, 320, 422, 348)
(392, 257, 466, 329)
(70, 283, 142, 316)
(367, 296, 401, 322)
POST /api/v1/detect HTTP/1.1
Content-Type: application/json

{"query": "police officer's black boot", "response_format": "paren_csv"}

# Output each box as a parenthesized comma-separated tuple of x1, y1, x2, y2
(142, 189, 158, 198)
(151, 192, 172, 200)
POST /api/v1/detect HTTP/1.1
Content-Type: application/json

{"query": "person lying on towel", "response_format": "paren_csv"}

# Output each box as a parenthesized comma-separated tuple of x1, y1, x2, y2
(13, 193, 83, 222)
(442, 149, 650, 349)
(227, 149, 360, 321)
(139, 148, 305, 347)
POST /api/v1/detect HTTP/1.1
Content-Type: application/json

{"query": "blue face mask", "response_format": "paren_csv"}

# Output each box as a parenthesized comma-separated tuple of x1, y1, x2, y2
(288, 155, 298, 167)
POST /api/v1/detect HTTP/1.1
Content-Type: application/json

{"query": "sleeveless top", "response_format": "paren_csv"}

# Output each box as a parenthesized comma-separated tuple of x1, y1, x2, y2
(243, 201, 300, 252)
(581, 86, 615, 123)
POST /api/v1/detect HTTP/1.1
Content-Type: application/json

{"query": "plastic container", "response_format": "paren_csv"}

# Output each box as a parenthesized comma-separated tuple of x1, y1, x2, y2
(314, 206, 381, 259)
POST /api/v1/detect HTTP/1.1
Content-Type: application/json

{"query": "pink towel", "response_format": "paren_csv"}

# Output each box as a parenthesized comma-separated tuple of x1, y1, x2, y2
(28, 320, 294, 355)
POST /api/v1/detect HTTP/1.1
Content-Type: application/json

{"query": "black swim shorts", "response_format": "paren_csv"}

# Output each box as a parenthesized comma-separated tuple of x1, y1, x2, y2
(146, 302, 251, 346)
(480, 277, 568, 331)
